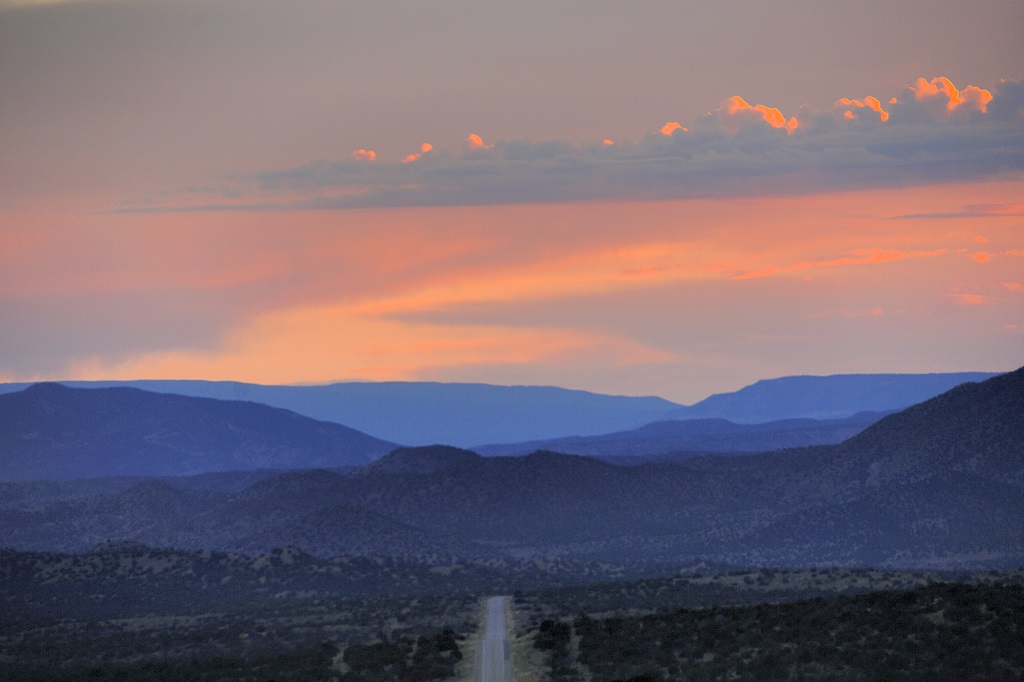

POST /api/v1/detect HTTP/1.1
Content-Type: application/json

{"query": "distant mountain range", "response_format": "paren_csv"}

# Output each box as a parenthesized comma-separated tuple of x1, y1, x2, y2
(670, 372, 999, 423)
(0, 371, 998, 446)
(0, 383, 396, 480)
(1, 367, 1021, 569)
(476, 412, 889, 458)
(0, 383, 888, 481)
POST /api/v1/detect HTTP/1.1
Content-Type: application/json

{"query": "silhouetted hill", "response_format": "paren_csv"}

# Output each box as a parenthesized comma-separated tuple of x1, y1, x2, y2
(0, 470, 295, 512)
(835, 367, 1024, 485)
(228, 503, 500, 561)
(731, 366, 1024, 505)
(475, 412, 887, 457)
(0, 480, 222, 552)
(363, 445, 482, 475)
(0, 383, 397, 480)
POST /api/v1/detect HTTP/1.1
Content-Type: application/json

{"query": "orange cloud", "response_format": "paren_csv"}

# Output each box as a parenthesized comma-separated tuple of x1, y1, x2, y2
(947, 293, 992, 306)
(970, 251, 992, 263)
(403, 142, 433, 163)
(603, 139, 614, 146)
(910, 77, 960, 109)
(834, 96, 889, 121)
(816, 308, 884, 318)
(661, 121, 686, 136)
(974, 235, 989, 243)
(960, 85, 994, 113)
(785, 247, 948, 272)
(343, 239, 722, 316)
(732, 266, 779, 280)
(467, 134, 492, 150)
(67, 302, 678, 388)
(717, 96, 797, 134)
(352, 149, 376, 161)
(908, 77, 993, 113)
(13, 181, 1022, 399)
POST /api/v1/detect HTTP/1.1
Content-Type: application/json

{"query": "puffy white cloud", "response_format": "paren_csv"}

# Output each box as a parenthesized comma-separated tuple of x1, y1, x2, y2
(137, 77, 1024, 212)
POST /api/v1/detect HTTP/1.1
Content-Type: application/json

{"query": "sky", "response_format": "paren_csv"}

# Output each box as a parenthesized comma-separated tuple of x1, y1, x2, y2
(1, 0, 1022, 404)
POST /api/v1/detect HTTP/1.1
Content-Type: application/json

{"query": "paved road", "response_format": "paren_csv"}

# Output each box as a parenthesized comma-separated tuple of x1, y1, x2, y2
(476, 595, 511, 682)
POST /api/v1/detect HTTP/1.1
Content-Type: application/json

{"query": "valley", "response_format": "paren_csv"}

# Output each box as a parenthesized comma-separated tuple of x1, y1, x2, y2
(0, 368, 1021, 680)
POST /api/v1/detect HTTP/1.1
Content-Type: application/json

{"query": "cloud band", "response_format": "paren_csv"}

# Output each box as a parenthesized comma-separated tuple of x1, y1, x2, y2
(123, 77, 1024, 213)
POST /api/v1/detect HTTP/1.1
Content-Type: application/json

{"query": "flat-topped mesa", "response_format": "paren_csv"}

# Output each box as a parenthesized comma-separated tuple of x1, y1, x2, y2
(0, 383, 398, 481)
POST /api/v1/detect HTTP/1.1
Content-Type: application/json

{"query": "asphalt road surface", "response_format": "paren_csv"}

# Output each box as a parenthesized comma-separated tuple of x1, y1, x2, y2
(476, 595, 511, 682)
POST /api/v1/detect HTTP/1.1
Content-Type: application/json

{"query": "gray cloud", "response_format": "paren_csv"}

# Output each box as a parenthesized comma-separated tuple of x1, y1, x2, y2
(118, 78, 1024, 213)
(889, 203, 1024, 220)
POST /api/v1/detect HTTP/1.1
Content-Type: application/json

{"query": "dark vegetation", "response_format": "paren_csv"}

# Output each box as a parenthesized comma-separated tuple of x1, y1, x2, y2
(4, 559, 1022, 680)
(0, 577, 476, 681)
(0, 628, 465, 682)
(0, 543, 670, 679)
(514, 565, 1024, 621)
(0, 642, 344, 682)
(529, 582, 1024, 681)
(339, 629, 463, 682)
(0, 543, 686, 626)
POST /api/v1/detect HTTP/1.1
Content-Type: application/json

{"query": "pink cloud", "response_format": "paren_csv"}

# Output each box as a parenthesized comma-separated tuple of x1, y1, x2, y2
(815, 308, 884, 318)
(786, 248, 948, 272)
(733, 266, 779, 280)
(947, 293, 992, 306)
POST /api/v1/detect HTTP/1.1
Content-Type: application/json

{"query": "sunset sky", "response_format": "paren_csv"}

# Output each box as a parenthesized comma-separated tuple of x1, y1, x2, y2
(1, 0, 1022, 403)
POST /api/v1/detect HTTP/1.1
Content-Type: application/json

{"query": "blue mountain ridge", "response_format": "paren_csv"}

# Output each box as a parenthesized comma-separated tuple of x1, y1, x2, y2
(0, 371, 1000, 447)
